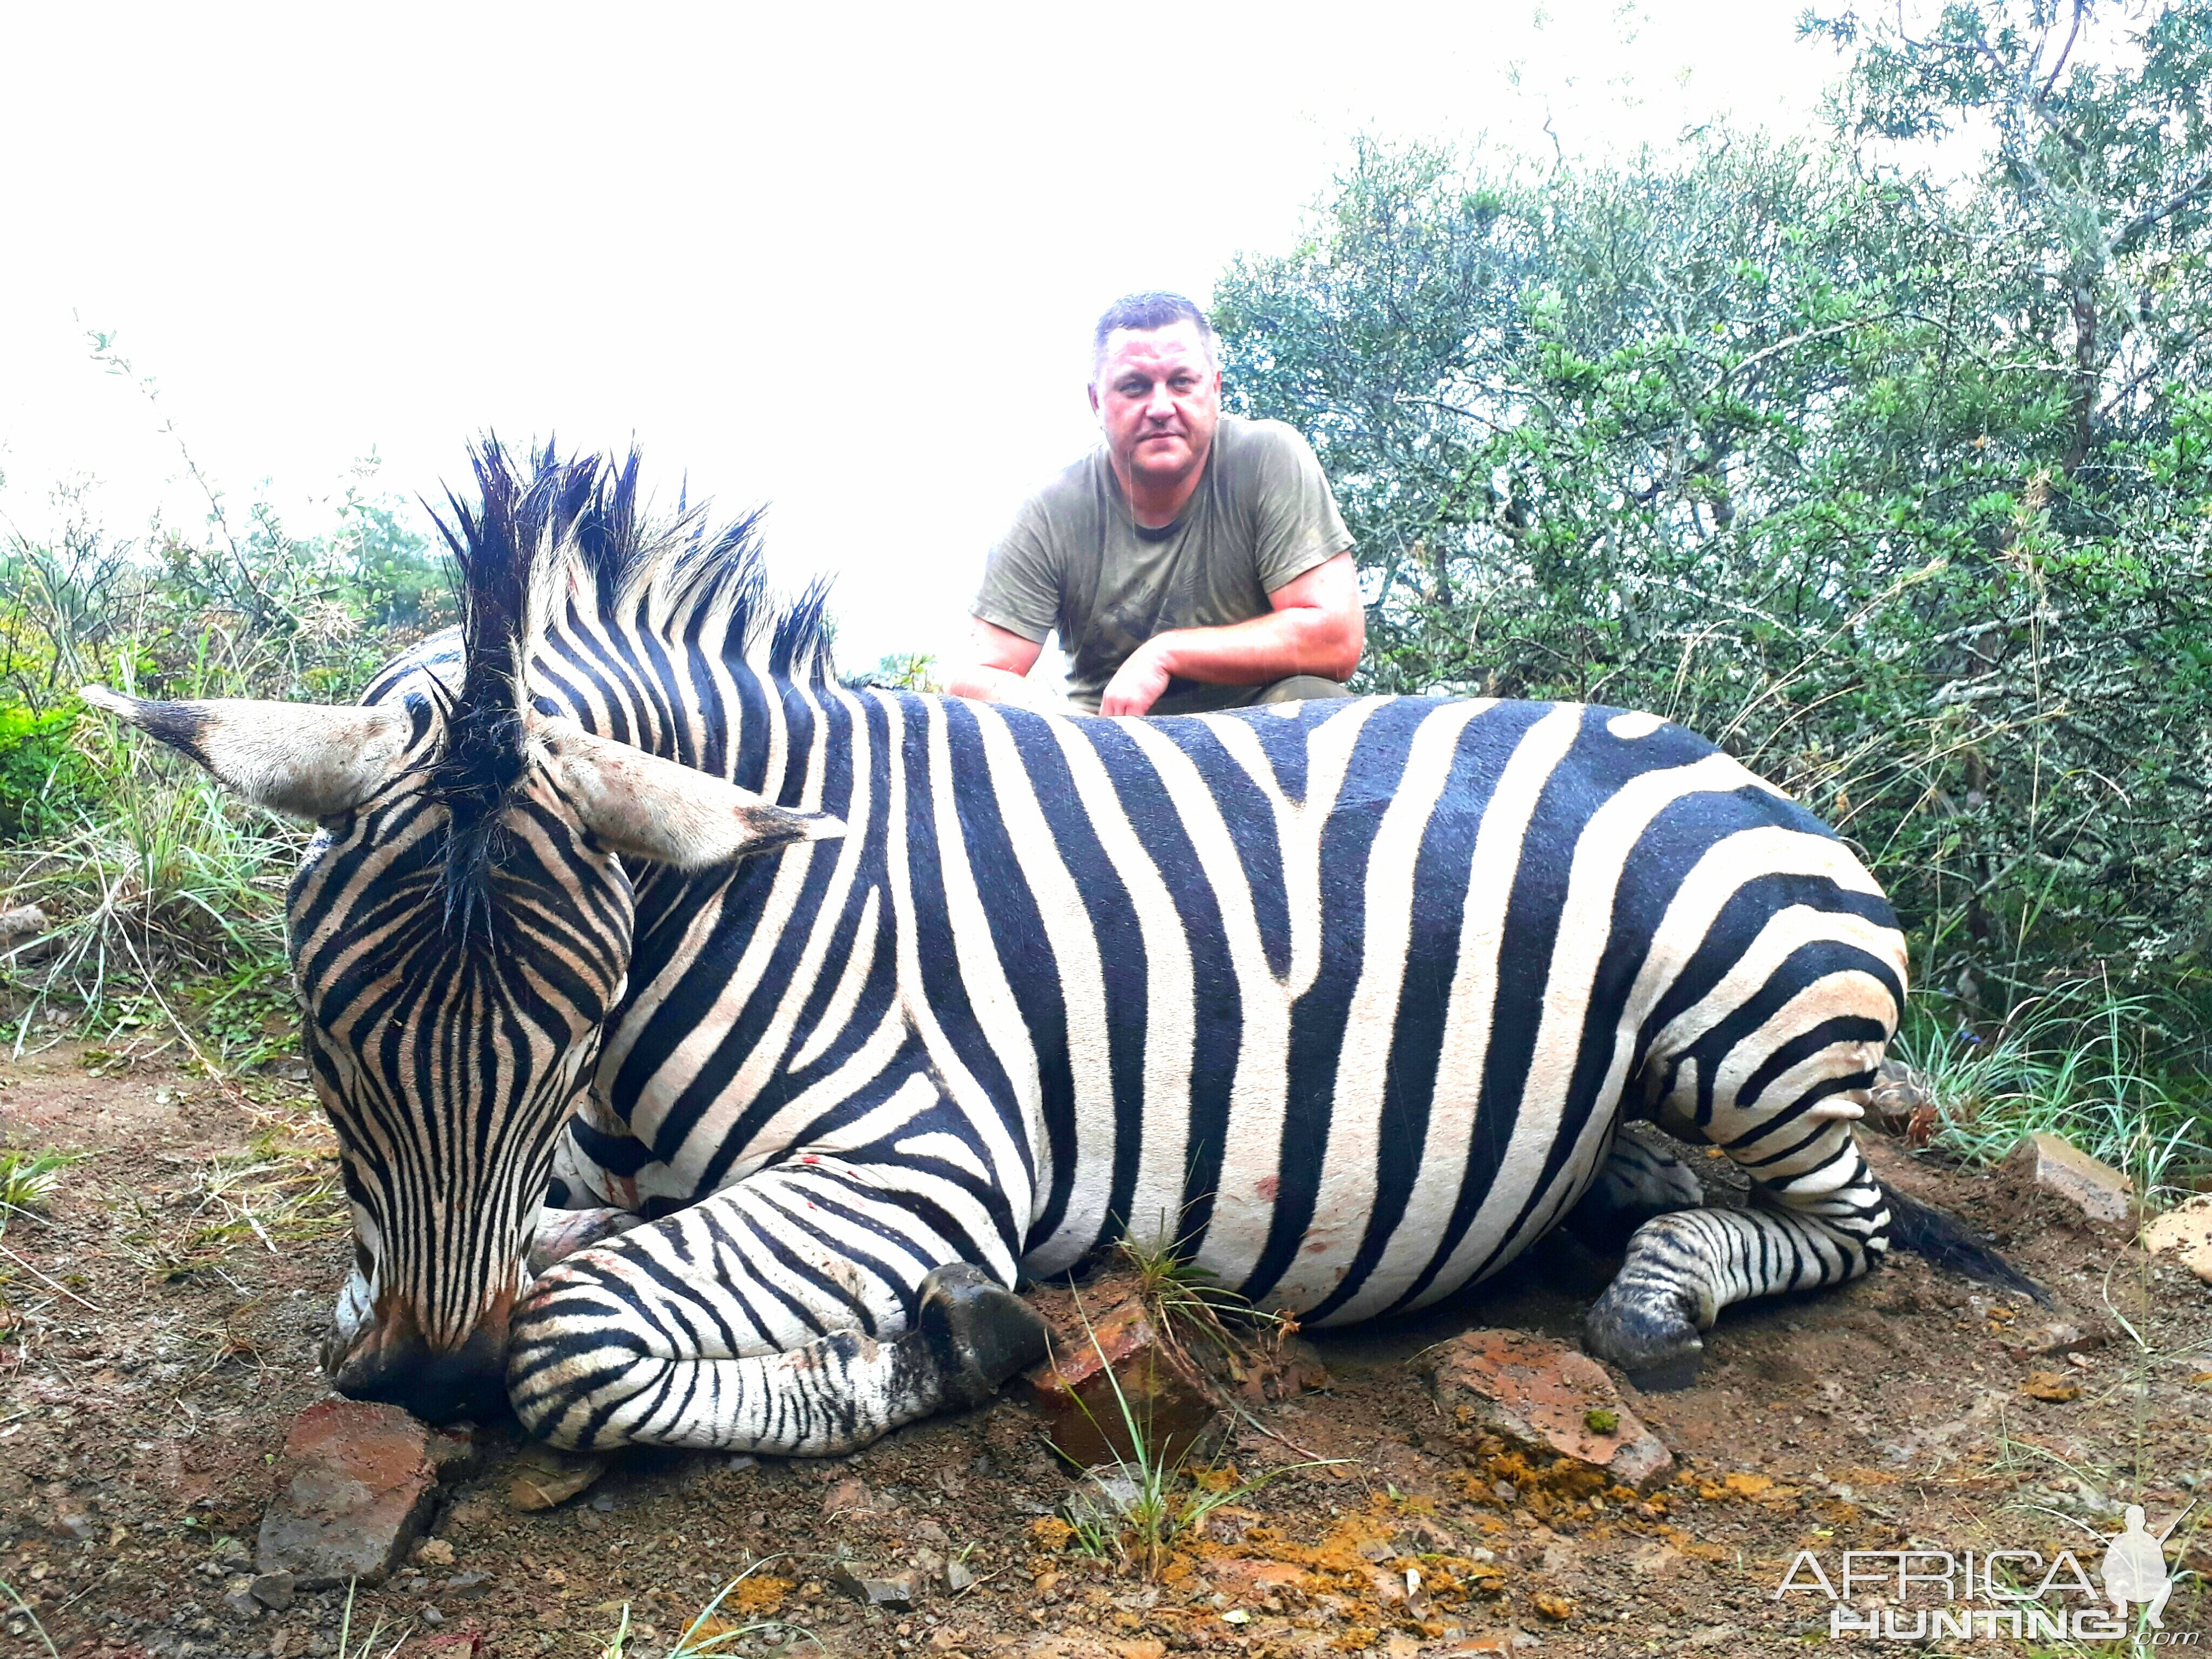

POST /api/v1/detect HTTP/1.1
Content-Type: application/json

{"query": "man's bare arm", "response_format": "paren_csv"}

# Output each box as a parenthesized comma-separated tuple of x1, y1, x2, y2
(946, 617, 1059, 708)
(1099, 551, 1364, 717)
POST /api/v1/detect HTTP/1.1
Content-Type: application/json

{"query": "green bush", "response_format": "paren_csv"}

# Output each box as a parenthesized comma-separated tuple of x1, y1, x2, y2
(0, 702, 93, 839)
(1213, 0, 2212, 1071)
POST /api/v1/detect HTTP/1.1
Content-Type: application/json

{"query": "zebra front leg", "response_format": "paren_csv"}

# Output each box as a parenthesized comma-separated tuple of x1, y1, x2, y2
(505, 1159, 1046, 1451)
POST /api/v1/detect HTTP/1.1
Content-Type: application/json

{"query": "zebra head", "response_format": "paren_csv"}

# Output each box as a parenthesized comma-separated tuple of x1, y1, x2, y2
(81, 447, 842, 1423)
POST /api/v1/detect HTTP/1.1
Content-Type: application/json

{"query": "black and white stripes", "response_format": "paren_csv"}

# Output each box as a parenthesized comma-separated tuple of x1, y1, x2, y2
(87, 442, 1918, 1446)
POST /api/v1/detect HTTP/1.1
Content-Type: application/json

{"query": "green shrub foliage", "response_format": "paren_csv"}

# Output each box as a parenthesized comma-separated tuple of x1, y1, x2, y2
(1213, 0, 2212, 1037)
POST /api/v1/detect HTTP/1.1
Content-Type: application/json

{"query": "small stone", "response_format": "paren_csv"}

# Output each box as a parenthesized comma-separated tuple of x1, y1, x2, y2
(505, 1442, 607, 1512)
(1689, 1625, 1741, 1647)
(1022, 1298, 1226, 1469)
(2143, 1195, 2212, 1285)
(410, 1537, 455, 1569)
(1533, 1590, 1575, 1621)
(2002, 1132, 2133, 1225)
(215, 1542, 253, 1573)
(222, 1588, 261, 1620)
(446, 1570, 493, 1601)
(255, 1400, 446, 1588)
(48, 1512, 96, 1542)
(945, 1558, 976, 1593)
(1419, 1330, 1674, 1492)
(2005, 1320, 2100, 1360)
(831, 1563, 919, 1610)
(1062, 1466, 1140, 1528)
(1863, 1057, 1933, 1138)
(726, 1454, 759, 1472)
(248, 1570, 295, 1611)
(426, 1427, 477, 1476)
(1402, 1517, 1458, 1554)
(421, 1606, 444, 1628)
(2023, 1371, 2081, 1403)
(591, 1492, 616, 1514)
(1206, 1559, 1307, 1597)
(822, 1476, 874, 1518)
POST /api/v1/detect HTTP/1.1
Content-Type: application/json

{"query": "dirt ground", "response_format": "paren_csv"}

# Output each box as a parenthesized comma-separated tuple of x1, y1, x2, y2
(3, 1038, 2208, 1659)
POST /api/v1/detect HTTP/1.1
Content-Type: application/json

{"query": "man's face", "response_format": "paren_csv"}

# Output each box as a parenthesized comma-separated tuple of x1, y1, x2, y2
(1089, 321, 1222, 489)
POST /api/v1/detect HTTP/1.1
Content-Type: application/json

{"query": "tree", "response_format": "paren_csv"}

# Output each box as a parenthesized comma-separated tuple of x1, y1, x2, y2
(1212, 1, 2212, 1026)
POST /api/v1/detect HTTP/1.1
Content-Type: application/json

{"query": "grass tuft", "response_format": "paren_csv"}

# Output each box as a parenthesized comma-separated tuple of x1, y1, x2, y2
(1892, 983, 2212, 1206)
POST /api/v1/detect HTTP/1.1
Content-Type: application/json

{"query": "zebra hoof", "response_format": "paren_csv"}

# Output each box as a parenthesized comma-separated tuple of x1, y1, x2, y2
(918, 1264, 1049, 1411)
(1584, 1289, 1705, 1393)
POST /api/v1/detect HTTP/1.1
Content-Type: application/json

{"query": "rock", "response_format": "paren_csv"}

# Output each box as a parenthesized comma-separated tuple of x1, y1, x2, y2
(1207, 1559, 1307, 1597)
(831, 1563, 919, 1610)
(822, 1476, 875, 1519)
(1022, 1298, 1226, 1469)
(409, 1537, 455, 1569)
(446, 1570, 493, 1601)
(2143, 1195, 2212, 1285)
(255, 1400, 446, 1589)
(1419, 1329, 1675, 1493)
(1689, 1624, 1741, 1647)
(1532, 1590, 1575, 1621)
(248, 1571, 296, 1611)
(0, 905, 51, 962)
(2023, 1371, 2081, 1403)
(222, 1587, 261, 1620)
(1863, 1058, 1936, 1139)
(1401, 1516, 1458, 1554)
(426, 1426, 477, 1476)
(2004, 1319, 2103, 1360)
(945, 1557, 976, 1593)
(1062, 1466, 1141, 1528)
(2002, 1132, 2133, 1225)
(504, 1442, 607, 1512)
(215, 1542, 253, 1573)
(421, 1606, 444, 1628)
(47, 1511, 96, 1541)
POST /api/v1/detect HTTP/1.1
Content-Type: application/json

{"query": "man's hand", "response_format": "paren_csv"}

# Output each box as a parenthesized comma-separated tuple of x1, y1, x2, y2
(1098, 553, 1365, 716)
(1099, 639, 1176, 717)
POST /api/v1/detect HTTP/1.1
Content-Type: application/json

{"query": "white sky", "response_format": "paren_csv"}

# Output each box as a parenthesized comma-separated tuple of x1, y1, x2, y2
(0, 2, 1845, 670)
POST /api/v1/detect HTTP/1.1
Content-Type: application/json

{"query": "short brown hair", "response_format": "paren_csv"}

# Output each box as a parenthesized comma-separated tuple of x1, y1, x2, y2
(1091, 291, 1217, 378)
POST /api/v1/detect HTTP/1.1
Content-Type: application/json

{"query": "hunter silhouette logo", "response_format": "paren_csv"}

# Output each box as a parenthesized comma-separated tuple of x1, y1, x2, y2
(1775, 1498, 2197, 1642)
(2100, 1502, 2190, 1629)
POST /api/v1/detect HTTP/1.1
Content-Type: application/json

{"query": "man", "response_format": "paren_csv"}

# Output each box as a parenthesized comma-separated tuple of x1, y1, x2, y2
(947, 291, 1363, 716)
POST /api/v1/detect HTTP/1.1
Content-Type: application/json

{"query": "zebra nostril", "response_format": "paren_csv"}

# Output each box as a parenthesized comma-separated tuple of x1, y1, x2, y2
(333, 1324, 510, 1425)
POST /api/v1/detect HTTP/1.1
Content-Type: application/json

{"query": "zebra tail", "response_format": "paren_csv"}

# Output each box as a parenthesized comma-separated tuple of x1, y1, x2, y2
(1883, 1184, 2052, 1307)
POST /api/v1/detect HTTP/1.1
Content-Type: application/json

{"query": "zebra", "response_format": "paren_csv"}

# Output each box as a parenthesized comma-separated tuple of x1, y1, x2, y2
(84, 441, 2031, 1453)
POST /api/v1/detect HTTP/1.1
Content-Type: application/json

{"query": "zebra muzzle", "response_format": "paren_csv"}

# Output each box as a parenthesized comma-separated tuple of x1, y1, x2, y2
(329, 1286, 518, 1425)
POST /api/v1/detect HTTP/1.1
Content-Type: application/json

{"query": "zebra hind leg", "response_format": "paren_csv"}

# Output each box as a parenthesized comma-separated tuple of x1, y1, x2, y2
(1563, 1128, 1707, 1253)
(1585, 1007, 1898, 1391)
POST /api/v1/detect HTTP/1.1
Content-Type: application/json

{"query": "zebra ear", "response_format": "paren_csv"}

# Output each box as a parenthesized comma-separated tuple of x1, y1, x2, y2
(535, 718, 845, 870)
(79, 685, 415, 820)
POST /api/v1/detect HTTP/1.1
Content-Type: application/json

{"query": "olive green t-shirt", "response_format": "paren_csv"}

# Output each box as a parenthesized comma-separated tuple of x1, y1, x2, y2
(973, 415, 1354, 714)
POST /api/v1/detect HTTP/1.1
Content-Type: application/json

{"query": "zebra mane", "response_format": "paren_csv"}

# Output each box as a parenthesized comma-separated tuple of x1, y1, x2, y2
(428, 437, 835, 933)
